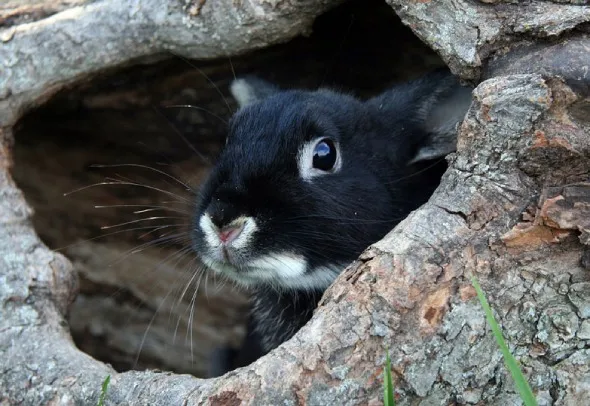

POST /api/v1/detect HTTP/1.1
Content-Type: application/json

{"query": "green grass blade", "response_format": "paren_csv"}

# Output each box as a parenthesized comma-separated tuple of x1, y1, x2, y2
(383, 351, 395, 406)
(471, 276, 537, 406)
(97, 375, 111, 406)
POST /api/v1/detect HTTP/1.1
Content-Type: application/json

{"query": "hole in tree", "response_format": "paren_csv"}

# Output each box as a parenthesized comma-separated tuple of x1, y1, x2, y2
(11, 0, 445, 377)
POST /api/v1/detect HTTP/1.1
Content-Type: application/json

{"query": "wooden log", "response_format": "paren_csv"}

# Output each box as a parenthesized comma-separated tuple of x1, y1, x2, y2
(1, 0, 590, 404)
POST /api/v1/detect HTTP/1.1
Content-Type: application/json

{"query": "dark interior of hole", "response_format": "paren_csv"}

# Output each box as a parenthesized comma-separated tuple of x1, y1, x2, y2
(11, 0, 445, 377)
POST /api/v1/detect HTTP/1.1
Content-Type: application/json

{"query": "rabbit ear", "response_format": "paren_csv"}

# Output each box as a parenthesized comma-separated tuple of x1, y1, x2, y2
(409, 83, 473, 164)
(230, 76, 280, 108)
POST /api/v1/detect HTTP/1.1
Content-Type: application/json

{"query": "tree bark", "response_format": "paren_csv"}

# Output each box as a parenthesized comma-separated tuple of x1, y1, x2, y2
(1, 1, 590, 405)
(0, 0, 344, 126)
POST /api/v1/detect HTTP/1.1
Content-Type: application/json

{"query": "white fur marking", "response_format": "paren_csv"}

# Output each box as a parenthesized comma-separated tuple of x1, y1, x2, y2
(245, 259, 346, 291)
(278, 264, 345, 290)
(230, 79, 257, 108)
(199, 214, 220, 249)
(199, 214, 257, 250)
(248, 253, 307, 279)
(231, 217, 257, 249)
(201, 248, 347, 291)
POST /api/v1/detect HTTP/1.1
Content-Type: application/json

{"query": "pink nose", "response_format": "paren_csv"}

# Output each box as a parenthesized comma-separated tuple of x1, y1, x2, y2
(218, 224, 243, 244)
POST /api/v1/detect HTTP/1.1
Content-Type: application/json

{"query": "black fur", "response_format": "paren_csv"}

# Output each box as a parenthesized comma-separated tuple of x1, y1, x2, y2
(191, 69, 472, 376)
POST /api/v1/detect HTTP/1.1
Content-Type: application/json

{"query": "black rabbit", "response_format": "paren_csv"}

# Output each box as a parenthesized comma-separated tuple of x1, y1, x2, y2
(191, 69, 473, 376)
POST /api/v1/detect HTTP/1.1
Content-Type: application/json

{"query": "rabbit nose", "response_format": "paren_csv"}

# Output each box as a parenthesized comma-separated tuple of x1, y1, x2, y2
(208, 200, 239, 229)
(218, 223, 244, 244)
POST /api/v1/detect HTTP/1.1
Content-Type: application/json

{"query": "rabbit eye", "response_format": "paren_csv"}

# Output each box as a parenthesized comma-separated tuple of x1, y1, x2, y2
(312, 138, 337, 171)
(298, 136, 341, 181)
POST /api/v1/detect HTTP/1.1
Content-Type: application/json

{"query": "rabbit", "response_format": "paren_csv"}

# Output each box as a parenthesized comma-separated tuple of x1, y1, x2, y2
(191, 69, 473, 376)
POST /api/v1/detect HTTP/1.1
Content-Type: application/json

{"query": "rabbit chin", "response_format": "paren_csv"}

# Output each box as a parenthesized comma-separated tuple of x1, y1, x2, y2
(200, 253, 345, 291)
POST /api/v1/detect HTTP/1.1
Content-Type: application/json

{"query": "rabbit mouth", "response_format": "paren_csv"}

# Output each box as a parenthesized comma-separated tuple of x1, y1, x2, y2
(201, 252, 307, 286)
(201, 253, 346, 290)
(199, 257, 282, 289)
(196, 214, 348, 288)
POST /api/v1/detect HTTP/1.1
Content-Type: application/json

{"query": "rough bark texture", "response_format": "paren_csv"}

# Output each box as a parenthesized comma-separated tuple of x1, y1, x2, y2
(386, 0, 590, 81)
(1, 1, 590, 406)
(0, 0, 344, 126)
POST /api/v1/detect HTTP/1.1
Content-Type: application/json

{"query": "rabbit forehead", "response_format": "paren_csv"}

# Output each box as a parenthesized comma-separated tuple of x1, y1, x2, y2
(223, 98, 331, 179)
(228, 89, 351, 144)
